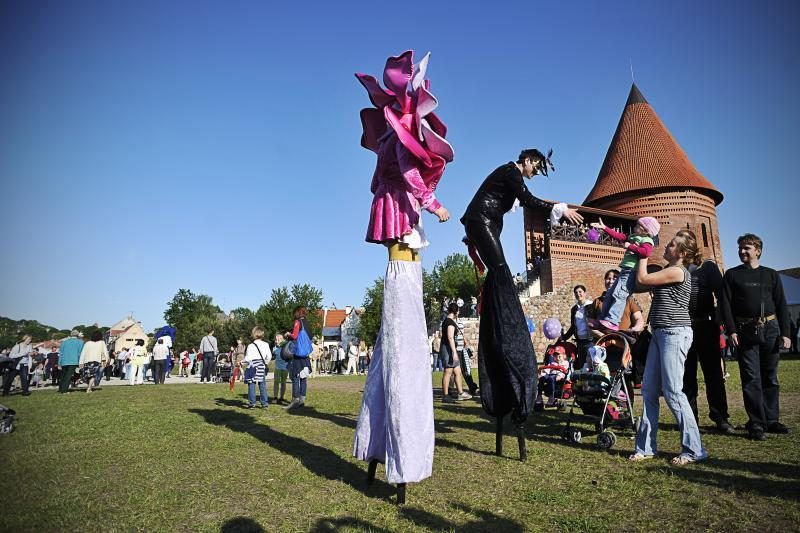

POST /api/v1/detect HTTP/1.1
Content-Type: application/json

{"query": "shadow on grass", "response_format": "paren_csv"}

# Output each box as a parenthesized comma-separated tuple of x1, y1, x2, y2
(309, 516, 384, 532)
(220, 516, 265, 532)
(653, 458, 800, 501)
(400, 502, 525, 532)
(189, 408, 395, 501)
(285, 406, 358, 429)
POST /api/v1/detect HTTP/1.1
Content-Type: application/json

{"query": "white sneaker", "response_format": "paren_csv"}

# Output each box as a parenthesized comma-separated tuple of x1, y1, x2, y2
(457, 392, 472, 401)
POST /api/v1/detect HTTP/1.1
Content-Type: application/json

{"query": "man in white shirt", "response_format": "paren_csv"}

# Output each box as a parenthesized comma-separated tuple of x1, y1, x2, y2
(2, 335, 33, 396)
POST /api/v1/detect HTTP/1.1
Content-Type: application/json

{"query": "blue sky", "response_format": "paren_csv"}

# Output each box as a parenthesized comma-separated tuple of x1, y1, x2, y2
(1, 0, 797, 331)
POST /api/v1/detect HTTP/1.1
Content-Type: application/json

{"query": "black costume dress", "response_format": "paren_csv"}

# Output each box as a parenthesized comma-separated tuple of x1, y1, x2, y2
(461, 162, 552, 423)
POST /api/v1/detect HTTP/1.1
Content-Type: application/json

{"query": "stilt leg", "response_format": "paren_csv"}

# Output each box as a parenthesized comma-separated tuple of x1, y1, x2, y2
(495, 417, 503, 456)
(396, 483, 406, 505)
(517, 423, 527, 462)
(366, 459, 378, 486)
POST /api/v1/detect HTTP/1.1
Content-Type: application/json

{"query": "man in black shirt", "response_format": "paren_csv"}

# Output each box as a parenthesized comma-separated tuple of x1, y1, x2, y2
(721, 234, 791, 440)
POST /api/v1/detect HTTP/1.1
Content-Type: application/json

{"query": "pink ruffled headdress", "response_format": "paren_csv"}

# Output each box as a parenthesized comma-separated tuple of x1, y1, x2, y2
(356, 50, 454, 191)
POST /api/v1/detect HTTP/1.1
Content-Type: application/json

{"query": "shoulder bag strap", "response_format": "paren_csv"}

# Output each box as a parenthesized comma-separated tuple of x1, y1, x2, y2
(250, 342, 267, 366)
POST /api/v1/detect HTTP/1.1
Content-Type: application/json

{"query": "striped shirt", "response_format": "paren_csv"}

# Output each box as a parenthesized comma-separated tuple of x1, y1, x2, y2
(244, 340, 271, 382)
(650, 265, 692, 329)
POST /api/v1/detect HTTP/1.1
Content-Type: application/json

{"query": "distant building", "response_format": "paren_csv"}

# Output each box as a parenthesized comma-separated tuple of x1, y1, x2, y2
(318, 307, 363, 348)
(107, 315, 149, 353)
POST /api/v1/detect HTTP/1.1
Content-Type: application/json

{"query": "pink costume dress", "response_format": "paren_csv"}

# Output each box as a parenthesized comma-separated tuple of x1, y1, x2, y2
(353, 51, 453, 484)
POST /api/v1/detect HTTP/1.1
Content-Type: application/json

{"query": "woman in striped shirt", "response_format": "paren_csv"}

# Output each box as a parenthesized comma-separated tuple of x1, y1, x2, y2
(243, 327, 271, 409)
(630, 231, 708, 466)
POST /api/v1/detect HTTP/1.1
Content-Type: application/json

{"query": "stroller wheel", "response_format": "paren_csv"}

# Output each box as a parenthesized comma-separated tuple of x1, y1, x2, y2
(597, 431, 615, 450)
(571, 429, 582, 443)
(534, 402, 544, 412)
(561, 427, 571, 442)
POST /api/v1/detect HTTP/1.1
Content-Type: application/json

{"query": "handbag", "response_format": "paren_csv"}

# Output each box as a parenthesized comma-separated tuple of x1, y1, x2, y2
(280, 341, 296, 362)
(737, 269, 767, 345)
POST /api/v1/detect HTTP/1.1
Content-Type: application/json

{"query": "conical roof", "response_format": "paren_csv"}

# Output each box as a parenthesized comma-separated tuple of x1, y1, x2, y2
(584, 84, 723, 206)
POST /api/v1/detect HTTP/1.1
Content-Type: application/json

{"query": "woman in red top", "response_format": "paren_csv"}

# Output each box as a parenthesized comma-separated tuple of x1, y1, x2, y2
(286, 306, 312, 409)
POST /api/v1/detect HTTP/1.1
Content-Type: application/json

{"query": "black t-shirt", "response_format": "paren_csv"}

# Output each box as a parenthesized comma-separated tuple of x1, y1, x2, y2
(441, 318, 458, 356)
(722, 265, 790, 337)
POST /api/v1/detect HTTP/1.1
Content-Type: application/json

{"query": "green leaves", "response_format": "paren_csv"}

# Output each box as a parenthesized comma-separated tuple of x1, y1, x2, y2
(357, 253, 482, 345)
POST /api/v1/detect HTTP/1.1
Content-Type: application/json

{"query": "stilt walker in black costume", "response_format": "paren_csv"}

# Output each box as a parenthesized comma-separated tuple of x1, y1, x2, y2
(461, 149, 583, 460)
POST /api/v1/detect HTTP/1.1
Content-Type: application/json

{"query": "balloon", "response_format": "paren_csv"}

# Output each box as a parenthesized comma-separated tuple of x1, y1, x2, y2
(586, 228, 601, 243)
(543, 318, 562, 340)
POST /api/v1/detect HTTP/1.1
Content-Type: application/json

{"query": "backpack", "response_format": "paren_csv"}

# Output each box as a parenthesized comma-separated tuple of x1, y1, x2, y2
(294, 319, 313, 358)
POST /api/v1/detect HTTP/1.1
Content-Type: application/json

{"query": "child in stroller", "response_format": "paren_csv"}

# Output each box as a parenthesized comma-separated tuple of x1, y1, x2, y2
(215, 354, 232, 383)
(562, 333, 637, 450)
(534, 340, 576, 410)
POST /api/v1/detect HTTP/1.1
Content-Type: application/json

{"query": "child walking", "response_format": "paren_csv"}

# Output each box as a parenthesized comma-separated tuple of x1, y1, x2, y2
(591, 216, 660, 331)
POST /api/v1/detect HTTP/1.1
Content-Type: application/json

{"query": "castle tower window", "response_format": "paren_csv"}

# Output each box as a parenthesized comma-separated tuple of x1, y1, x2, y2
(701, 223, 708, 247)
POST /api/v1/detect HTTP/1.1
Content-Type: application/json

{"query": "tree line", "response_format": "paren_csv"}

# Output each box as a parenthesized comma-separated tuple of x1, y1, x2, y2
(357, 253, 482, 344)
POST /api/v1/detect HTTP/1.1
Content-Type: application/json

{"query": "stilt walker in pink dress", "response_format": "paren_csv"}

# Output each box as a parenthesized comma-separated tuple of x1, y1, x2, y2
(352, 50, 454, 505)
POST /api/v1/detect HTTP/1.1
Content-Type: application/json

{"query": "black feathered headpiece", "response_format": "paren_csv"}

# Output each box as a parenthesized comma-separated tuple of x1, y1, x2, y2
(517, 148, 555, 177)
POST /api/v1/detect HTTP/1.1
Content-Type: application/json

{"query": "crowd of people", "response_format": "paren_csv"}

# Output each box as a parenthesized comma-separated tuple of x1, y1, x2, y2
(1, 235, 795, 456)
(555, 231, 794, 462)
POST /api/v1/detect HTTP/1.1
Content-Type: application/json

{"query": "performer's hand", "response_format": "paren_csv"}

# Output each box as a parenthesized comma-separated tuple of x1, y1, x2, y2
(564, 208, 583, 225)
(590, 217, 605, 229)
(623, 242, 631, 249)
(783, 336, 791, 350)
(730, 333, 739, 348)
(434, 206, 450, 223)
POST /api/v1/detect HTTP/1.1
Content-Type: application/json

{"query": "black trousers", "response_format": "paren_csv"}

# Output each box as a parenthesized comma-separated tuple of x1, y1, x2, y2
(465, 221, 536, 424)
(2, 364, 29, 395)
(152, 360, 166, 384)
(683, 320, 729, 424)
(200, 353, 215, 382)
(737, 320, 781, 429)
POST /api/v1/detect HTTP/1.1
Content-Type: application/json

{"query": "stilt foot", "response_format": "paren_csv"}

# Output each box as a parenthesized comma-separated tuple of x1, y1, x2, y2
(517, 424, 527, 462)
(495, 417, 503, 456)
(396, 483, 406, 505)
(366, 459, 378, 486)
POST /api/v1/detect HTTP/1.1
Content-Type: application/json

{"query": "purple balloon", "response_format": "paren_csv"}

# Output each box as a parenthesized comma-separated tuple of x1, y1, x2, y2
(586, 228, 601, 243)
(543, 318, 562, 340)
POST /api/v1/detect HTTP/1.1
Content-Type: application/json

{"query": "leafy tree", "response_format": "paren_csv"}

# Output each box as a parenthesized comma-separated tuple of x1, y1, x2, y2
(255, 284, 324, 341)
(358, 253, 482, 340)
(356, 277, 384, 345)
(220, 307, 256, 349)
(163, 289, 224, 352)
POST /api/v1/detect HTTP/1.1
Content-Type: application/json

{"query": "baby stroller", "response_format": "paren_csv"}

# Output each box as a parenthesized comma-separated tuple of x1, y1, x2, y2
(561, 332, 637, 450)
(215, 354, 232, 383)
(534, 340, 577, 411)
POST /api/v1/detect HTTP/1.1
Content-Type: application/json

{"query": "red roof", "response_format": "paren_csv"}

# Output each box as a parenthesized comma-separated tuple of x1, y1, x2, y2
(584, 84, 723, 207)
(317, 309, 347, 328)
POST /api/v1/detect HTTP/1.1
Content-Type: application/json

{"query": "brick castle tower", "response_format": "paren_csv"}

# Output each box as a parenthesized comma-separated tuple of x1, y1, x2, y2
(520, 84, 725, 352)
(583, 84, 724, 268)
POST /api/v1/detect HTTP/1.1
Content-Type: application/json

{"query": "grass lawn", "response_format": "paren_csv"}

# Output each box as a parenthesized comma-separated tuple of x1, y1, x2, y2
(1, 357, 799, 532)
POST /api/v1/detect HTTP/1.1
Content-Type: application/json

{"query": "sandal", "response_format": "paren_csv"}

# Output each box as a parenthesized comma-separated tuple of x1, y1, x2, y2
(628, 453, 653, 462)
(671, 453, 707, 466)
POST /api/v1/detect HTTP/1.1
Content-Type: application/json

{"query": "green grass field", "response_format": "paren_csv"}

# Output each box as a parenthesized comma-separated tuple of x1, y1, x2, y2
(1, 357, 798, 532)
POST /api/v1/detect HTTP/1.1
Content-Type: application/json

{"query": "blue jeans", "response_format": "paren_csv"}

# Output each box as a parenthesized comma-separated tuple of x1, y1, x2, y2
(290, 358, 311, 398)
(431, 351, 443, 371)
(248, 379, 268, 407)
(635, 326, 706, 459)
(600, 267, 635, 326)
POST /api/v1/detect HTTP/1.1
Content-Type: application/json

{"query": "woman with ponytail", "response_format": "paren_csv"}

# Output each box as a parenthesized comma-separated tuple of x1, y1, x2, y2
(629, 230, 708, 466)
